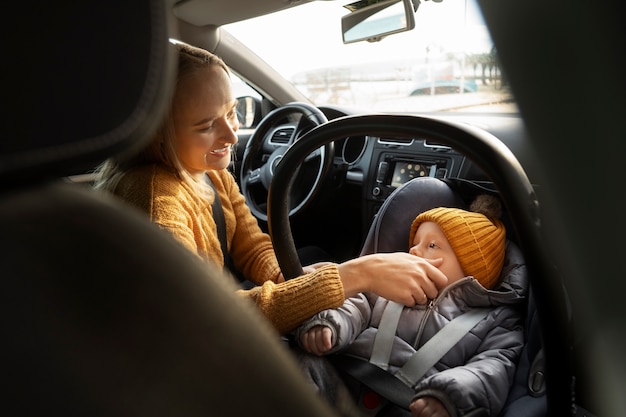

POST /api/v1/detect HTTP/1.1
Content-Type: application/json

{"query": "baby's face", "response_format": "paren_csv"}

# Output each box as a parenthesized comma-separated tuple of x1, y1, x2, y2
(409, 221, 465, 284)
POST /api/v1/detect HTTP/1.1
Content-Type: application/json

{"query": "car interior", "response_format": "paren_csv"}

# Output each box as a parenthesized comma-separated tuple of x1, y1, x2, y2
(2, 0, 624, 416)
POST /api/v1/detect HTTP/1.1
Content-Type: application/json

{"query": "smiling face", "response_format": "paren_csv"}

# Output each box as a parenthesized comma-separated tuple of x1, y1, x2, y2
(172, 65, 239, 180)
(409, 221, 465, 285)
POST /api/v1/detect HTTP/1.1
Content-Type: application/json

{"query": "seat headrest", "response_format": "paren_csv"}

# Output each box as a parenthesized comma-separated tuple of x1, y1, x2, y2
(361, 177, 466, 255)
(1, 0, 175, 183)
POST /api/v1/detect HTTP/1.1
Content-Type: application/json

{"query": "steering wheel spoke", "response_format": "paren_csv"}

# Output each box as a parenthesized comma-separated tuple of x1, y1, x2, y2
(240, 102, 334, 222)
(245, 168, 262, 185)
(304, 148, 322, 162)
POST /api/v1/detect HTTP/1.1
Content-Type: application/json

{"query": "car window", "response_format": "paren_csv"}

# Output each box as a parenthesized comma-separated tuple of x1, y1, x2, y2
(225, 0, 516, 114)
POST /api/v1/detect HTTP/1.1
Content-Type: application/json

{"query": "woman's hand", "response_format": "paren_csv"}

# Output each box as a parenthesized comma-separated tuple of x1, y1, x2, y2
(409, 396, 449, 417)
(337, 252, 448, 306)
(302, 262, 334, 274)
(300, 325, 333, 356)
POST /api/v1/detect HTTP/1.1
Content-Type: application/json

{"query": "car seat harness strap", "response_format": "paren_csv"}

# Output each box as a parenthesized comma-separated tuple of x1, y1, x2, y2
(393, 307, 490, 387)
(369, 301, 404, 370)
(333, 304, 490, 409)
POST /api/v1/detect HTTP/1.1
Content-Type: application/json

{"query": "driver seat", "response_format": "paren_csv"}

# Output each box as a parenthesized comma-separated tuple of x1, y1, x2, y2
(358, 176, 547, 417)
(0, 1, 339, 416)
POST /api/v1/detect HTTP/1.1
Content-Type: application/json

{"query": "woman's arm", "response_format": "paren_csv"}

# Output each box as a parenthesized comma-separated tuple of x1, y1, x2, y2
(338, 253, 447, 304)
(239, 253, 449, 335)
(239, 264, 345, 334)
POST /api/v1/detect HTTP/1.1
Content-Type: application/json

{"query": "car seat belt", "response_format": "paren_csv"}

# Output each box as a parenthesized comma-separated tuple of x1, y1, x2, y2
(369, 301, 404, 370)
(332, 302, 490, 409)
(393, 306, 490, 387)
(205, 174, 246, 284)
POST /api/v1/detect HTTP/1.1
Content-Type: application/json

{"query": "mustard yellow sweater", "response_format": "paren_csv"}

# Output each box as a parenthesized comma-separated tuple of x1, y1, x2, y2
(111, 164, 345, 334)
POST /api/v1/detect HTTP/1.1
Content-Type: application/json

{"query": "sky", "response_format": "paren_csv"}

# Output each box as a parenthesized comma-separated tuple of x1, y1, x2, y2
(225, 0, 492, 80)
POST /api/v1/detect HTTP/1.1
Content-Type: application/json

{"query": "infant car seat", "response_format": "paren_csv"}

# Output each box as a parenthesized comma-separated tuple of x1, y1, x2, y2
(0, 1, 340, 416)
(353, 176, 547, 417)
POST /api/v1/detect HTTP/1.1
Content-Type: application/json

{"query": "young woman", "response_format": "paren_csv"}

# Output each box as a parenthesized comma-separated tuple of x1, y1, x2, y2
(93, 42, 447, 335)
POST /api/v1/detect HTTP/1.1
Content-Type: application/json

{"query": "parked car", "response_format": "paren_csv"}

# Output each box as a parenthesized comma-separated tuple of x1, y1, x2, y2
(3, 0, 623, 416)
(409, 79, 478, 95)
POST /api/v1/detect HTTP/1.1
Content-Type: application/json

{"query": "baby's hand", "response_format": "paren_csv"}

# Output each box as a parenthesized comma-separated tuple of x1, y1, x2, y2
(300, 325, 333, 356)
(409, 396, 449, 417)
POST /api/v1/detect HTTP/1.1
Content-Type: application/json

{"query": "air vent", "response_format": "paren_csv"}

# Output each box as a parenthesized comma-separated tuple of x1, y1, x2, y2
(269, 127, 294, 144)
(424, 140, 451, 151)
(377, 137, 414, 146)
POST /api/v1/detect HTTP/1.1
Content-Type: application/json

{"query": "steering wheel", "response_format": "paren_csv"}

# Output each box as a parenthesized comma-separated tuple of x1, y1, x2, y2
(267, 114, 573, 415)
(240, 102, 334, 222)
(268, 114, 543, 278)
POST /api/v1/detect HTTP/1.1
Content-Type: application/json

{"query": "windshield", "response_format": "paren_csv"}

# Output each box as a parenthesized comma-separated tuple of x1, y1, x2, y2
(225, 0, 516, 114)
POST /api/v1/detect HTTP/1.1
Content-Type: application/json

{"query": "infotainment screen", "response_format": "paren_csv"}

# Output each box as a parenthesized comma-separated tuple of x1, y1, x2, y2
(390, 161, 437, 188)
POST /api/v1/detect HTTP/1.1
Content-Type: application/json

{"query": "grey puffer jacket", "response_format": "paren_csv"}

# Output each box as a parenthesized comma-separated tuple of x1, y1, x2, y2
(296, 242, 528, 417)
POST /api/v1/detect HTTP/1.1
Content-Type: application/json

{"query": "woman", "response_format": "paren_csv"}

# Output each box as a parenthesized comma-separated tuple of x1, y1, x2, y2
(94, 42, 447, 334)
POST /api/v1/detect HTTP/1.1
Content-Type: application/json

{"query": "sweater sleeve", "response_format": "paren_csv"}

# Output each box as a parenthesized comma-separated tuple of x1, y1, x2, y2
(238, 264, 345, 335)
(295, 292, 373, 353)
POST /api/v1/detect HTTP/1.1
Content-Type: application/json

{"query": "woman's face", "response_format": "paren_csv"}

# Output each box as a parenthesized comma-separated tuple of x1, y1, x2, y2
(409, 221, 465, 285)
(172, 65, 239, 178)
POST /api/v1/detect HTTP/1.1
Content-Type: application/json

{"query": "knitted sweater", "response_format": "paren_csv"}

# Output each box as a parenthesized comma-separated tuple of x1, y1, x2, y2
(110, 163, 345, 334)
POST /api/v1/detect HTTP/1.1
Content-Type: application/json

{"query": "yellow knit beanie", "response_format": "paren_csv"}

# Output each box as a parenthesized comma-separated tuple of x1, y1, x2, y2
(408, 194, 506, 289)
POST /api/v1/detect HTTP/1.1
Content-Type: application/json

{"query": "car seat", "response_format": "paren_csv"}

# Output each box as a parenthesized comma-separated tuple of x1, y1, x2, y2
(0, 1, 339, 416)
(358, 176, 547, 417)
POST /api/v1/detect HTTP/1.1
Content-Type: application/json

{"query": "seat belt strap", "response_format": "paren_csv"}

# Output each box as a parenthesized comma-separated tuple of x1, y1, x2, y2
(206, 174, 254, 288)
(205, 175, 229, 264)
(333, 307, 490, 409)
(369, 301, 404, 370)
(205, 174, 243, 278)
(329, 354, 416, 409)
(395, 307, 490, 386)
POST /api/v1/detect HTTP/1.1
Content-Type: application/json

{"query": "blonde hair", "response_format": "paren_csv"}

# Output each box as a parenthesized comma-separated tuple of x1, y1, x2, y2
(93, 42, 231, 203)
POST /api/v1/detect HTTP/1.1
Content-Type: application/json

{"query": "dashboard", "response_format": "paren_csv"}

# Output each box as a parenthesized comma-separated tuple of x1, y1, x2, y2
(338, 133, 466, 227)
(323, 108, 534, 233)
(234, 105, 534, 261)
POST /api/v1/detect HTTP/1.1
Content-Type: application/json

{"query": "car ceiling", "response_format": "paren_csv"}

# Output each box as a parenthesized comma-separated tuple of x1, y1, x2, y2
(173, 0, 319, 27)
(171, 0, 316, 106)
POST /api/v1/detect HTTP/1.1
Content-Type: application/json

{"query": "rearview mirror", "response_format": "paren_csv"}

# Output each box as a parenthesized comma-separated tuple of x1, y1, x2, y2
(342, 0, 416, 44)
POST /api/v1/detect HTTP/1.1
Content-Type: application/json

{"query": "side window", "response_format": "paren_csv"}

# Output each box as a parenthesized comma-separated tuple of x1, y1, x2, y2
(232, 73, 260, 100)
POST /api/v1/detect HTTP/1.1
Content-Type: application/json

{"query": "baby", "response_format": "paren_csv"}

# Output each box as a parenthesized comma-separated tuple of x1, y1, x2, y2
(296, 194, 527, 417)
